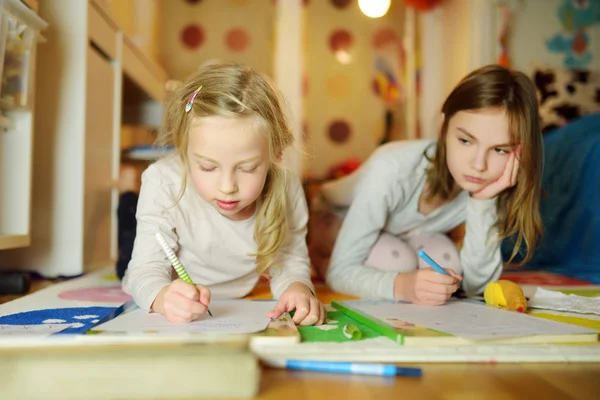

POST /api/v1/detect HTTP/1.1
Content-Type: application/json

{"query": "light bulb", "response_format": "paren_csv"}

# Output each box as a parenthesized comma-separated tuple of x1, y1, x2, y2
(335, 50, 352, 65)
(358, 0, 391, 18)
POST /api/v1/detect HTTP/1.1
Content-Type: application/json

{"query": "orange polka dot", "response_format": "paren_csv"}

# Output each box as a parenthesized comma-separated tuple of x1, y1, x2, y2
(225, 28, 250, 52)
(373, 28, 399, 49)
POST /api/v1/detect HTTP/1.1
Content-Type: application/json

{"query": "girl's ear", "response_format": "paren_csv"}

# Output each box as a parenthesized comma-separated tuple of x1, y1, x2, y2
(277, 151, 283, 162)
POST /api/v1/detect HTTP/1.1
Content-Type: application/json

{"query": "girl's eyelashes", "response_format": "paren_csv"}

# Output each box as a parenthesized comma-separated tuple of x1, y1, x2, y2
(196, 162, 258, 173)
(240, 166, 258, 174)
(457, 137, 510, 155)
(198, 163, 216, 172)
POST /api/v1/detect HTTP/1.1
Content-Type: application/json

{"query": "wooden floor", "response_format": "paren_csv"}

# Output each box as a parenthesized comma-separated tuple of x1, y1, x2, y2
(2, 276, 599, 399)
(258, 363, 600, 400)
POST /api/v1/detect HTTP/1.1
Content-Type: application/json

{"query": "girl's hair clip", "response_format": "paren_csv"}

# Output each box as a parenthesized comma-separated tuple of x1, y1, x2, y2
(185, 85, 203, 113)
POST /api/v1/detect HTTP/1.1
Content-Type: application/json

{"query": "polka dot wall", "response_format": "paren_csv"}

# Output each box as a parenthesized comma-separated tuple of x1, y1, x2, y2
(304, 0, 406, 178)
(160, 0, 275, 80)
(160, 0, 405, 179)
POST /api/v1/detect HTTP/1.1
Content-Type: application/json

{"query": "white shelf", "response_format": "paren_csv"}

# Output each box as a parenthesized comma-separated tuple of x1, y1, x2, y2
(0, 234, 30, 250)
(0, 113, 14, 129)
(0, 0, 168, 277)
(0, 0, 46, 260)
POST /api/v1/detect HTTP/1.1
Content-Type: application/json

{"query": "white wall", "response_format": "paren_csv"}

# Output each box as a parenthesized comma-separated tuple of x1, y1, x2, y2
(418, 0, 497, 139)
(303, 0, 405, 177)
(507, 0, 600, 73)
(274, 0, 303, 176)
(417, 0, 600, 139)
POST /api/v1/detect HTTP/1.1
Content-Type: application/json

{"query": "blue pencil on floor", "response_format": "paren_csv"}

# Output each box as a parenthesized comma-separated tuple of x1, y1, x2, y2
(264, 359, 422, 377)
(418, 249, 450, 276)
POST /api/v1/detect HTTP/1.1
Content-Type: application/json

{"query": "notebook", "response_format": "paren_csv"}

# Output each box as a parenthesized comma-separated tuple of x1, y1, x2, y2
(331, 299, 599, 346)
(0, 334, 259, 400)
(90, 300, 301, 346)
(252, 339, 600, 363)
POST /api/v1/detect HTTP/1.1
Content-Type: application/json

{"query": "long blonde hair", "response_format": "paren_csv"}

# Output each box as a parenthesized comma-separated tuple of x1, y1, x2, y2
(160, 63, 294, 275)
(425, 65, 543, 265)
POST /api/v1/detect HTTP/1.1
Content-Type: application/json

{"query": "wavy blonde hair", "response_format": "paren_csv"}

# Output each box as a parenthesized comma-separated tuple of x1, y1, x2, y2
(425, 65, 543, 265)
(160, 63, 294, 276)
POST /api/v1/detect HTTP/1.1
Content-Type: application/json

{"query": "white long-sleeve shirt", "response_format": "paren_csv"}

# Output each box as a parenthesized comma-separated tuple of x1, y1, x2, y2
(122, 155, 314, 311)
(326, 140, 502, 299)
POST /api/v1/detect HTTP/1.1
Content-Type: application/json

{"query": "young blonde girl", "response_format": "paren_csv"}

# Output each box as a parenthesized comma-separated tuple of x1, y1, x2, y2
(123, 63, 325, 325)
(312, 65, 543, 305)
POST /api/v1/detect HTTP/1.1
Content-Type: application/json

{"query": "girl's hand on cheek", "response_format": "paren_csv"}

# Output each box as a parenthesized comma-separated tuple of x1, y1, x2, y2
(471, 145, 520, 200)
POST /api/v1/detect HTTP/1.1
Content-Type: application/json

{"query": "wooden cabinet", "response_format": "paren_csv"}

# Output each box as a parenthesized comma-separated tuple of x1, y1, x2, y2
(0, 0, 167, 277)
(83, 45, 116, 272)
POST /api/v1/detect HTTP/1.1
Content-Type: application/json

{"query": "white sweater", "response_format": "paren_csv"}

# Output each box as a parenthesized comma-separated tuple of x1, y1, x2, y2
(123, 156, 314, 311)
(326, 140, 502, 299)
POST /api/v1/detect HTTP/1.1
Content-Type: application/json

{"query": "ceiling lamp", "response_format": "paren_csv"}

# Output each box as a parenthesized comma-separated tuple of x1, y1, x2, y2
(358, 0, 391, 18)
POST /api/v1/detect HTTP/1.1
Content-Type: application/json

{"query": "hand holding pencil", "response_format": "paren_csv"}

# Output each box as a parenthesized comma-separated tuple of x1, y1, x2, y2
(393, 250, 462, 306)
(151, 233, 213, 323)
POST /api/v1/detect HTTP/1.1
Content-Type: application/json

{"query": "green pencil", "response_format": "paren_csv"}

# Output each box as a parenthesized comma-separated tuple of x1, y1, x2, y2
(331, 301, 403, 345)
(155, 232, 213, 317)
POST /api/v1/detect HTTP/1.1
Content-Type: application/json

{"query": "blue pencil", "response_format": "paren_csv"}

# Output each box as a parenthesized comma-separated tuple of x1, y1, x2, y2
(417, 250, 450, 275)
(264, 359, 422, 377)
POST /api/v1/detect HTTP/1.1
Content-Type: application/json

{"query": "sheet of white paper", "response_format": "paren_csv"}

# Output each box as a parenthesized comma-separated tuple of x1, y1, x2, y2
(0, 324, 71, 336)
(95, 300, 276, 335)
(346, 299, 597, 340)
(529, 287, 600, 315)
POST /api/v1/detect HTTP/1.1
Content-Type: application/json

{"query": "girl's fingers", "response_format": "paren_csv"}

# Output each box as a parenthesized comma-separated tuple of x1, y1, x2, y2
(417, 282, 455, 296)
(503, 152, 515, 186)
(189, 300, 207, 319)
(169, 303, 196, 321)
(176, 281, 200, 301)
(298, 298, 321, 326)
(266, 300, 287, 320)
(292, 298, 311, 325)
(510, 151, 520, 186)
(197, 285, 211, 307)
(426, 290, 452, 303)
(445, 269, 463, 281)
(423, 269, 458, 285)
(170, 292, 196, 311)
(415, 291, 448, 305)
(317, 303, 327, 326)
(164, 314, 191, 323)
(165, 293, 205, 320)
(428, 283, 458, 295)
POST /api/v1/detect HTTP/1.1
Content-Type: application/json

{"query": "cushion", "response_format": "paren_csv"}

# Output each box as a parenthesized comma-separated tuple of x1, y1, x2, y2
(533, 66, 600, 133)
